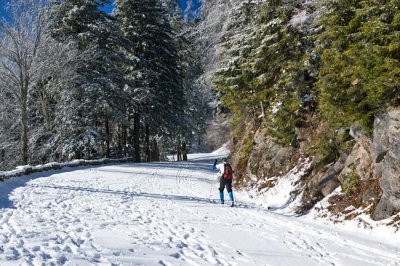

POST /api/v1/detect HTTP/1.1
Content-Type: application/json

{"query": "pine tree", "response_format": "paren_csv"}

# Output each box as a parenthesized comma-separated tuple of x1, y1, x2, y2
(48, 0, 128, 160)
(116, 0, 186, 161)
(213, 0, 260, 127)
(214, 0, 311, 146)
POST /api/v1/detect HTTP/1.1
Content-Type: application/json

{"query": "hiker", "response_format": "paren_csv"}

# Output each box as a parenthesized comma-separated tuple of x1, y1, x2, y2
(213, 158, 235, 207)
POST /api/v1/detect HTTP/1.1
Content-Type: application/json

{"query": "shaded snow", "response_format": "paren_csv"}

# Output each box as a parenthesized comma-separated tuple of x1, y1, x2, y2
(0, 152, 400, 265)
(238, 158, 310, 214)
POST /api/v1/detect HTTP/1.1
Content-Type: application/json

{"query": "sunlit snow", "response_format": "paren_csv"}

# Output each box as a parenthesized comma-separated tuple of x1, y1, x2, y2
(0, 150, 399, 265)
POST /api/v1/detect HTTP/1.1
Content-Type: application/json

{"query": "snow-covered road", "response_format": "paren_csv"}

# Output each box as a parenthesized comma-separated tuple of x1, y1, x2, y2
(1, 152, 400, 266)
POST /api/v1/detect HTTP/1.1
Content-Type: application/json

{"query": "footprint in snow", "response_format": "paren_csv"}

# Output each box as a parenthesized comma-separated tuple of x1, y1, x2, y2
(170, 252, 181, 259)
(62, 245, 72, 253)
(1, 236, 10, 244)
(176, 241, 188, 248)
(15, 239, 24, 248)
(236, 250, 244, 256)
(56, 255, 68, 265)
(113, 251, 121, 256)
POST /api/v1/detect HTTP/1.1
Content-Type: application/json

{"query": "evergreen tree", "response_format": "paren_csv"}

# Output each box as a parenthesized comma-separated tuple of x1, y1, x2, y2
(48, 0, 128, 160)
(316, 0, 400, 131)
(116, 0, 186, 161)
(214, 0, 311, 146)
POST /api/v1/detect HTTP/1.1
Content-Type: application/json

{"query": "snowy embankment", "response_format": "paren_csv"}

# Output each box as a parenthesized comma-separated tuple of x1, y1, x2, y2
(1, 149, 400, 265)
(0, 158, 132, 180)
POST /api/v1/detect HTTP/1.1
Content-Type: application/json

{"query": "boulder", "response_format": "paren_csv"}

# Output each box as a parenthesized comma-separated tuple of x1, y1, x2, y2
(373, 110, 400, 220)
(246, 131, 297, 181)
(339, 135, 374, 183)
(317, 153, 347, 196)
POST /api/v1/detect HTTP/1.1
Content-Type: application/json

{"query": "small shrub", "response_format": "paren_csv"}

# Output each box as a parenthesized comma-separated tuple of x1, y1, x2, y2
(343, 172, 360, 195)
(241, 139, 255, 158)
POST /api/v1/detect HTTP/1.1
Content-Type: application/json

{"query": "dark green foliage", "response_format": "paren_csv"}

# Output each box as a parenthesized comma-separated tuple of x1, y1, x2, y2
(317, 0, 400, 132)
(214, 0, 314, 146)
(116, 0, 189, 156)
(241, 139, 255, 158)
(214, 0, 400, 168)
(48, 0, 130, 160)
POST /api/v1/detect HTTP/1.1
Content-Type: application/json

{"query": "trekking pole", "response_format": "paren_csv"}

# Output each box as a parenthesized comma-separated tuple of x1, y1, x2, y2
(208, 173, 217, 203)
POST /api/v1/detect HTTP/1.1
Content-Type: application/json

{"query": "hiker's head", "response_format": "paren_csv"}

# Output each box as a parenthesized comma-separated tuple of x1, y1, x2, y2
(221, 157, 227, 163)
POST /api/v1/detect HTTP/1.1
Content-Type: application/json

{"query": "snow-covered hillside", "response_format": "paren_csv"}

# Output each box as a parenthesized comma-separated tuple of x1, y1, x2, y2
(0, 151, 400, 265)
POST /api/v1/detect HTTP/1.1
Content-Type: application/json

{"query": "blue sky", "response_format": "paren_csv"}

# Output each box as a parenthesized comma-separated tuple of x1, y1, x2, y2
(180, 0, 188, 11)
(0, 0, 10, 21)
(98, 1, 200, 16)
(0, 1, 200, 21)
(180, 0, 201, 20)
(0, 1, 114, 19)
(98, 1, 114, 14)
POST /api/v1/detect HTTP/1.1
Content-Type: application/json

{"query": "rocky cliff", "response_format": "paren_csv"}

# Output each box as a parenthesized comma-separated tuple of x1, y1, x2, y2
(231, 109, 400, 222)
(194, 0, 400, 224)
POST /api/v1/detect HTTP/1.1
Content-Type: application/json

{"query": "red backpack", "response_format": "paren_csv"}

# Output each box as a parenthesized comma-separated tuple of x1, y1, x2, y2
(223, 163, 233, 180)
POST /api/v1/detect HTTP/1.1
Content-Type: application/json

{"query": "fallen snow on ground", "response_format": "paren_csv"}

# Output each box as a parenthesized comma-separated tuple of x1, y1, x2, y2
(238, 157, 310, 215)
(0, 152, 400, 265)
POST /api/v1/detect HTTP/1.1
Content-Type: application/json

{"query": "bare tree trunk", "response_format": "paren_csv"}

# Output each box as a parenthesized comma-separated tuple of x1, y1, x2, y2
(105, 118, 110, 158)
(36, 80, 51, 132)
(151, 139, 160, 161)
(145, 123, 150, 162)
(21, 84, 29, 165)
(182, 141, 187, 161)
(0, 3, 48, 165)
(123, 125, 127, 157)
(133, 112, 140, 162)
(117, 123, 122, 155)
(60, 121, 65, 161)
(86, 137, 91, 160)
(177, 135, 182, 161)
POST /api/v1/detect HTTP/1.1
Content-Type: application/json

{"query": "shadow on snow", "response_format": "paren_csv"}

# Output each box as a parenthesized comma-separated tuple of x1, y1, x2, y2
(25, 184, 263, 211)
(0, 157, 223, 209)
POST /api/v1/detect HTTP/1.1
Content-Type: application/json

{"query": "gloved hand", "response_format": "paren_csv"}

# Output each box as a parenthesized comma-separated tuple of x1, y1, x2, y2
(212, 159, 218, 170)
(215, 173, 221, 180)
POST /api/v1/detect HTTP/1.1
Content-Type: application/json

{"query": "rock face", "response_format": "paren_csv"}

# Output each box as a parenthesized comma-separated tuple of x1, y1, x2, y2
(200, 0, 400, 221)
(234, 109, 400, 220)
(339, 134, 374, 188)
(372, 110, 400, 220)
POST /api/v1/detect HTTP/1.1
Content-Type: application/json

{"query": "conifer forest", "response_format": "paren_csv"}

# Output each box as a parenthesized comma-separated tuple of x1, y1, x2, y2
(0, 0, 210, 170)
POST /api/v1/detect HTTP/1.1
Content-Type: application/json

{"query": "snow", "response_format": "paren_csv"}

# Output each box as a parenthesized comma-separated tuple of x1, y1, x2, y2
(290, 10, 308, 28)
(308, 187, 400, 246)
(239, 158, 310, 214)
(1, 151, 400, 265)
(0, 158, 130, 179)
